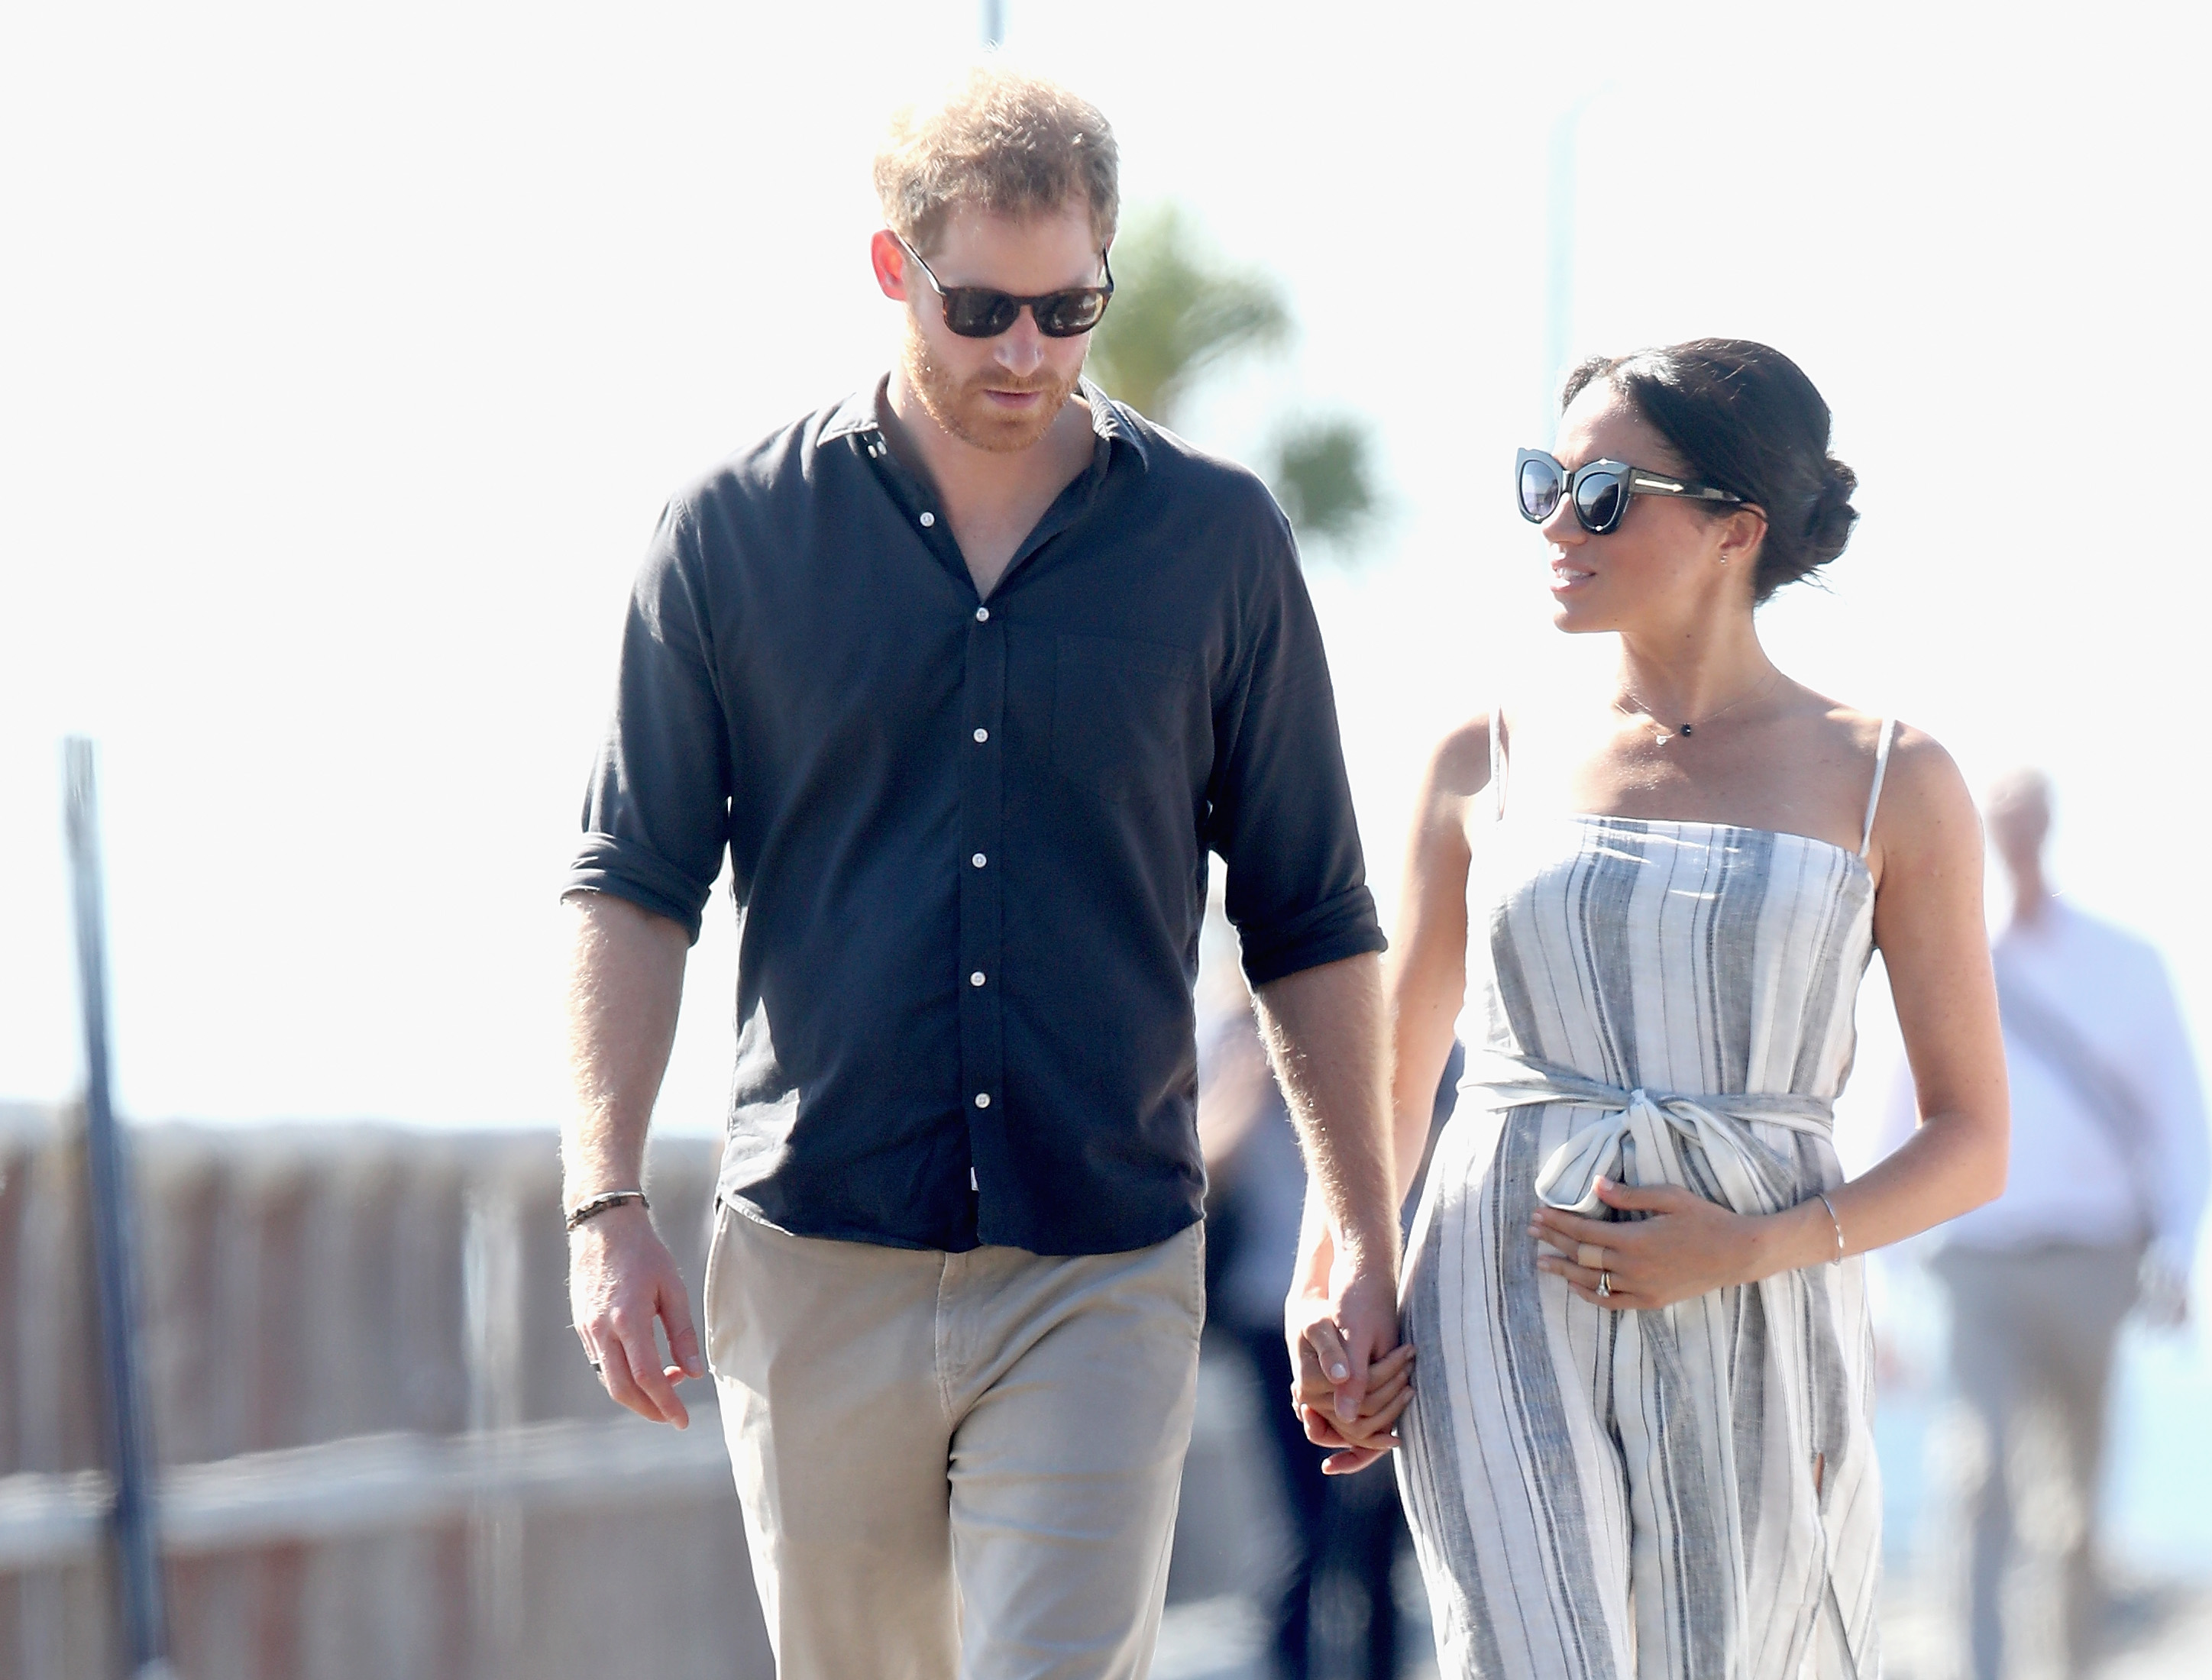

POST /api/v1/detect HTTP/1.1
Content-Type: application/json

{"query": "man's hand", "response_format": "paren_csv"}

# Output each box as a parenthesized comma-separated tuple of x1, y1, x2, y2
(568, 1203, 705, 1428)
(1287, 1232, 1408, 1474)
(1292, 1333, 1415, 1475)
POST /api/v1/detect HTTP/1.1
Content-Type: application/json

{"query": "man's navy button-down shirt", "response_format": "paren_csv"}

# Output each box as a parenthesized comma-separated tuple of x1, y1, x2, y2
(566, 380, 1384, 1256)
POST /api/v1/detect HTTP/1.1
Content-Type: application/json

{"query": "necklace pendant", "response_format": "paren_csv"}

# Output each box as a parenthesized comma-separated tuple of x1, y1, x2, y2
(1679, 722, 1693, 737)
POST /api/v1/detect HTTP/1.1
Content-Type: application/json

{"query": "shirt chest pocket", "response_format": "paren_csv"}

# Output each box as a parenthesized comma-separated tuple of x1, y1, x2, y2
(1049, 632, 1204, 804)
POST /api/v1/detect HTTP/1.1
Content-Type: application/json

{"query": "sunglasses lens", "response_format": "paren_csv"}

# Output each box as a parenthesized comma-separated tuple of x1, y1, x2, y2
(1518, 457, 1561, 523)
(1035, 290, 1108, 338)
(1575, 471, 1625, 532)
(944, 290, 1020, 338)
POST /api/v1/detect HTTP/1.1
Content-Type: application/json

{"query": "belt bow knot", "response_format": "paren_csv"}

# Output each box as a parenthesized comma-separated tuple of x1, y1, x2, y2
(1465, 1052, 1837, 1217)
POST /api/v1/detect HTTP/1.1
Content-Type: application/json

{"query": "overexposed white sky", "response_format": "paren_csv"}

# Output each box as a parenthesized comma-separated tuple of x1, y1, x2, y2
(5, 0, 2207, 1133)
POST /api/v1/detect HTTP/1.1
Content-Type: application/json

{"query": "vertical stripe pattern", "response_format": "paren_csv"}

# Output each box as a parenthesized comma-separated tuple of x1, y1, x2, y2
(1399, 816, 1882, 1680)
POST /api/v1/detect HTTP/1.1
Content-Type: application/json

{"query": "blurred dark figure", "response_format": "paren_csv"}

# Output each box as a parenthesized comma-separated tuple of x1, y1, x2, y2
(1198, 990, 1457, 1680)
(1897, 770, 2207, 1680)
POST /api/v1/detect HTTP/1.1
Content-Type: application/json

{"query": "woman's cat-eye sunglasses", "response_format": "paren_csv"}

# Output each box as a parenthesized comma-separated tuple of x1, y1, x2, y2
(1516, 448, 1745, 535)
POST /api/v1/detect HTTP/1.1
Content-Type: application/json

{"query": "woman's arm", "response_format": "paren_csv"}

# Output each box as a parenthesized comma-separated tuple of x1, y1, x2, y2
(1386, 717, 1487, 1199)
(1534, 725, 2009, 1307)
(1829, 725, 2010, 1245)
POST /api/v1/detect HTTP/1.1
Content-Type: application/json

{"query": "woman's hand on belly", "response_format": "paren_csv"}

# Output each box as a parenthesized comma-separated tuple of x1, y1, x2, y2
(1530, 1175, 1786, 1310)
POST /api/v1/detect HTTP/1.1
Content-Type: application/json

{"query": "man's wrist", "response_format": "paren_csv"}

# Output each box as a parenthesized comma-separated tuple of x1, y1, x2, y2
(566, 1205, 656, 1252)
(565, 1187, 650, 1231)
(564, 1192, 654, 1232)
(561, 1152, 648, 1210)
(1331, 1215, 1401, 1277)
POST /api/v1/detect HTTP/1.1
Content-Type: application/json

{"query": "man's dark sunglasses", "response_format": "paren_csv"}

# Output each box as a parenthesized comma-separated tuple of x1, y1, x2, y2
(897, 234, 1114, 339)
(1515, 448, 1745, 535)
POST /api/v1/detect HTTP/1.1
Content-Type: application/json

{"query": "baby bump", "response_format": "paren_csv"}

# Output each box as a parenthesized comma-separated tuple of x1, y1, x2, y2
(1401, 1097, 1586, 1327)
(1404, 1092, 1839, 1324)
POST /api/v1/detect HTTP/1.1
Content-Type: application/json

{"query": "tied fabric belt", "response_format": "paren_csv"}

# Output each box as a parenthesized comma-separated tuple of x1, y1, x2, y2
(1464, 1052, 1838, 1217)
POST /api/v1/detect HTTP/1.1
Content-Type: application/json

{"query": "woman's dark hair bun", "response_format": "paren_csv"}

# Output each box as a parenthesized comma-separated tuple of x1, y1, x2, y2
(1805, 458, 1858, 569)
(1561, 338, 1857, 603)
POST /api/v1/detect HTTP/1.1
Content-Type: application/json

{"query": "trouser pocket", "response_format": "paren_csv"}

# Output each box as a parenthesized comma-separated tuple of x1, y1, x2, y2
(701, 1200, 732, 1380)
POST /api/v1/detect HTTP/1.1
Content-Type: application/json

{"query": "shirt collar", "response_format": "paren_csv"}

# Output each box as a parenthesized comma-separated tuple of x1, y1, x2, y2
(821, 374, 1150, 470)
(1081, 378, 1151, 468)
(819, 380, 884, 444)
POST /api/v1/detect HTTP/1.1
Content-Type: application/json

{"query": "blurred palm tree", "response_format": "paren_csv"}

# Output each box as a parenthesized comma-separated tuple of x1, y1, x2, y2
(1085, 203, 1290, 422)
(1085, 202, 1380, 557)
(1270, 417, 1377, 546)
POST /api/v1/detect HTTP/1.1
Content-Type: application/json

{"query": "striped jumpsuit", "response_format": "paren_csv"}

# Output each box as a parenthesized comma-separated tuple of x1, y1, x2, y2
(1397, 722, 1896, 1680)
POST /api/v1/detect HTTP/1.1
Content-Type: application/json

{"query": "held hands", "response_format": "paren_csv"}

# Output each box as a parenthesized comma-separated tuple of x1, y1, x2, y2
(567, 1203, 707, 1428)
(1285, 1233, 1414, 1475)
(1531, 1175, 1764, 1310)
(1294, 1342, 1416, 1473)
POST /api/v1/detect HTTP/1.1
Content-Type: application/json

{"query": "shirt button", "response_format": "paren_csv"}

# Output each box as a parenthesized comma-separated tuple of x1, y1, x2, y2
(972, 727, 988, 743)
(970, 971, 986, 987)
(975, 606, 990, 622)
(975, 1092, 991, 1108)
(919, 511, 936, 527)
(972, 852, 987, 868)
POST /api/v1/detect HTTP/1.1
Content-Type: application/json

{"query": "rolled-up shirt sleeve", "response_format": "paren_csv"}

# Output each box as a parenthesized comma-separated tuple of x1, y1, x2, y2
(1205, 504, 1386, 988)
(563, 499, 733, 944)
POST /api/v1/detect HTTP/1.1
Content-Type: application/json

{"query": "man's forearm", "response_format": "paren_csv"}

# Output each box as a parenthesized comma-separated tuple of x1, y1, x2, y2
(560, 891, 690, 1201)
(1255, 953, 1397, 1268)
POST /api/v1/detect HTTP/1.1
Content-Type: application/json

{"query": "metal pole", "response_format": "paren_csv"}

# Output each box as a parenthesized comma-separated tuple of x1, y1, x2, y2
(1539, 88, 1612, 437)
(63, 738, 173, 1678)
(981, 0, 1005, 47)
(1540, 99, 1587, 438)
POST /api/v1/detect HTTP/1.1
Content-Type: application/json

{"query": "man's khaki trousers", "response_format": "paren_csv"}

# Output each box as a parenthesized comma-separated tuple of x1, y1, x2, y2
(1932, 1242, 2140, 1680)
(705, 1207, 1205, 1680)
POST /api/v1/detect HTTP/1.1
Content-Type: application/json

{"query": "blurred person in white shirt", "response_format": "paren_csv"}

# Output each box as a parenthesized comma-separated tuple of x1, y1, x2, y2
(1887, 767, 2208, 1680)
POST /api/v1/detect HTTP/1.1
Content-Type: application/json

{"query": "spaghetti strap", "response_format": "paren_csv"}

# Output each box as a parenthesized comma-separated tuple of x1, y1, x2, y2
(1489, 704, 1508, 822)
(1859, 717, 1897, 858)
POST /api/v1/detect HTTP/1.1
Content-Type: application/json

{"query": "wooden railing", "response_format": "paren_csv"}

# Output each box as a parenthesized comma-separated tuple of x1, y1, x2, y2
(0, 1420, 734, 1570)
(0, 1108, 770, 1680)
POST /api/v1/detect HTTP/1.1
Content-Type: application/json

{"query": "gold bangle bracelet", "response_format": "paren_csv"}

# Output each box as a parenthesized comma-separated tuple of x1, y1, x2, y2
(1816, 1191, 1845, 1264)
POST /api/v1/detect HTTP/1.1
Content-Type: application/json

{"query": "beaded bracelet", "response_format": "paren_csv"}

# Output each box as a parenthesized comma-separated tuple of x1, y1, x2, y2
(565, 1188, 649, 1232)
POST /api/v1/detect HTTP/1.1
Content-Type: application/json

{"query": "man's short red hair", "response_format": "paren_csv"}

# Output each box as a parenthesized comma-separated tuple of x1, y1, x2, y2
(875, 63, 1119, 257)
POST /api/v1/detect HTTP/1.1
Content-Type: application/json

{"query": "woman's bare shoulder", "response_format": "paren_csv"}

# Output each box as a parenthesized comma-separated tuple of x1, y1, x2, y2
(1427, 714, 1494, 802)
(1803, 697, 1951, 780)
(1402, 716, 1494, 865)
(1877, 727, 1977, 847)
(1808, 704, 1976, 867)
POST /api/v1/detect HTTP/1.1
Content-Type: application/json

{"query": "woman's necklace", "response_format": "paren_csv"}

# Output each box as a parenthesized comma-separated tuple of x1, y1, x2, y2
(1614, 669, 1780, 745)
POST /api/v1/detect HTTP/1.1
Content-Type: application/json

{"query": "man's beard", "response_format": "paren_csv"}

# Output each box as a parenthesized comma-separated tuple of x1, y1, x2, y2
(901, 321, 1081, 454)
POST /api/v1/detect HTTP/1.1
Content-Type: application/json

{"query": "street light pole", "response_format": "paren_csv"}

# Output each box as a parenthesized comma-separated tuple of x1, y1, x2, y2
(982, 0, 1004, 47)
(1541, 102, 1582, 433)
(1540, 88, 1612, 436)
(64, 738, 173, 1679)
